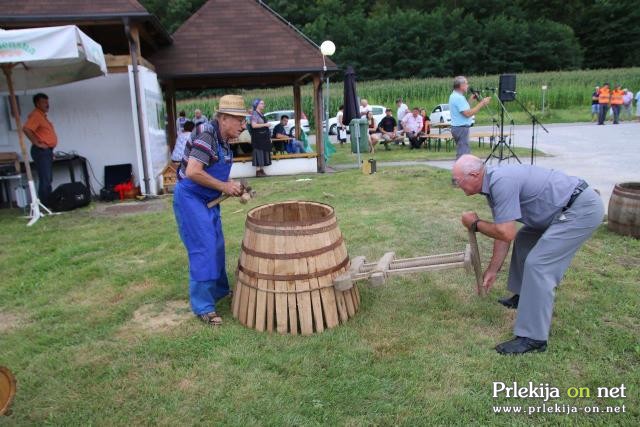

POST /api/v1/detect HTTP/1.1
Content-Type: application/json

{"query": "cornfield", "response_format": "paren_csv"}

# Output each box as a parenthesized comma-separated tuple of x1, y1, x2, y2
(177, 67, 640, 128)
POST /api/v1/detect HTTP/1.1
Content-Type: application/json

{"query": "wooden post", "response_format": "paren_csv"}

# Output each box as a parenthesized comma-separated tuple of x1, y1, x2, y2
(130, 24, 142, 61)
(293, 82, 302, 140)
(165, 80, 177, 151)
(313, 75, 325, 173)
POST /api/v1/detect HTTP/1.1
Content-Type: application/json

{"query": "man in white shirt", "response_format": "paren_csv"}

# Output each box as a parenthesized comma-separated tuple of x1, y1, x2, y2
(336, 105, 346, 143)
(396, 98, 409, 132)
(359, 99, 372, 117)
(401, 107, 423, 149)
(171, 121, 195, 164)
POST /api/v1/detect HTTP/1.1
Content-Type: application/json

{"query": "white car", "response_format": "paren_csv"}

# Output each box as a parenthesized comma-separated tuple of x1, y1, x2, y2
(325, 105, 387, 134)
(263, 110, 310, 136)
(429, 104, 475, 125)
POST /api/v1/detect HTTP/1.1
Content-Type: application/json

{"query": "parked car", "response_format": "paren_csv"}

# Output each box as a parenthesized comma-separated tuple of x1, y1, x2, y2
(263, 110, 310, 136)
(325, 104, 387, 134)
(429, 104, 475, 125)
(429, 104, 451, 124)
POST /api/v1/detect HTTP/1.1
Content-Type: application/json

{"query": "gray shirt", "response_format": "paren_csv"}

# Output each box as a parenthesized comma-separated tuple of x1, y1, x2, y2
(481, 165, 580, 230)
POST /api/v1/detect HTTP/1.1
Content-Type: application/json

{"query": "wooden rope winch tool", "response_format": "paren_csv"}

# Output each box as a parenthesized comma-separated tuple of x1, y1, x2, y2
(333, 230, 485, 295)
(207, 178, 256, 208)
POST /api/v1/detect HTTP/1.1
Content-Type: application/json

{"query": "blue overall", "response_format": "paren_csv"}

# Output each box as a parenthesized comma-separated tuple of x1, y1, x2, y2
(173, 137, 232, 316)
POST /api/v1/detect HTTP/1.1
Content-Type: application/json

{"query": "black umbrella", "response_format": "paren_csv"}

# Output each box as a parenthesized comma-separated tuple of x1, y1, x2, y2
(342, 66, 363, 165)
(342, 66, 360, 125)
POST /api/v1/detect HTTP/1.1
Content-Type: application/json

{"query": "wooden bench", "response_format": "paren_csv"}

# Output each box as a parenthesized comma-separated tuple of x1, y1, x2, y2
(230, 152, 319, 179)
(234, 152, 318, 163)
(421, 134, 453, 151)
(469, 131, 496, 148)
(229, 137, 298, 155)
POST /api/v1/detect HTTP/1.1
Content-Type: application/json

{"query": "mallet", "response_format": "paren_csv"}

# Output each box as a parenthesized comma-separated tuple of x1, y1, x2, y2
(207, 178, 256, 208)
(333, 230, 484, 295)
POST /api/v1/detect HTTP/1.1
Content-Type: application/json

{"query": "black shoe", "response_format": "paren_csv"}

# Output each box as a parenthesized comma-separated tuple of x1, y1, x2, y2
(498, 294, 519, 309)
(496, 336, 547, 355)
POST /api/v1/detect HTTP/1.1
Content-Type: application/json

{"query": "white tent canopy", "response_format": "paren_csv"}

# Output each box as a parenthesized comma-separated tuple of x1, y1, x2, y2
(0, 25, 107, 92)
(0, 25, 107, 225)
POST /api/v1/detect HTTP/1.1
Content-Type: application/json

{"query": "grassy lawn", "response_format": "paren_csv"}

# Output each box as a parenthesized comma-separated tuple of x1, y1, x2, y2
(327, 139, 544, 165)
(0, 167, 638, 425)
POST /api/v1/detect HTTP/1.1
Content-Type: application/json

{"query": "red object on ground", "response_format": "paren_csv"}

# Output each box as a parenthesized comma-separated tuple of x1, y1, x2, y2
(113, 180, 134, 200)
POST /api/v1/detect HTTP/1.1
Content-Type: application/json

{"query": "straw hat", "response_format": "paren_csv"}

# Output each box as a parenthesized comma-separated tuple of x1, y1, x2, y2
(217, 95, 248, 117)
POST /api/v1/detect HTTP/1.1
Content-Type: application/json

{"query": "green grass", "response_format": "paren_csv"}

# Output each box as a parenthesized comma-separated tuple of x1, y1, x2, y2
(0, 167, 638, 425)
(327, 139, 545, 165)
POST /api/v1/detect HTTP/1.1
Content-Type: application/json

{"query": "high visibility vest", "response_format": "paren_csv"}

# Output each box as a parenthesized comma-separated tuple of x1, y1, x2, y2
(598, 88, 610, 104)
(611, 90, 624, 105)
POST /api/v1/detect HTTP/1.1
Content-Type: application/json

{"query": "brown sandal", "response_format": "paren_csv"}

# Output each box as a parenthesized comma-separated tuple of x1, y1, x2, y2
(198, 312, 223, 326)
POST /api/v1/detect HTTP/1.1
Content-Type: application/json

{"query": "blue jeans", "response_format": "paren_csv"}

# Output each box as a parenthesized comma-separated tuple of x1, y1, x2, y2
(286, 139, 303, 154)
(30, 145, 53, 201)
(189, 278, 230, 315)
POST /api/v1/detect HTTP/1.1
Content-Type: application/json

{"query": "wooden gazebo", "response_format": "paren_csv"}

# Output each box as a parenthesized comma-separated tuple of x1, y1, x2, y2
(150, 0, 338, 172)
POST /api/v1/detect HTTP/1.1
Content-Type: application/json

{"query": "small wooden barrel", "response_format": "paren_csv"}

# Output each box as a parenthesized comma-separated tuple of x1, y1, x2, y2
(233, 201, 359, 335)
(0, 367, 16, 416)
(608, 182, 640, 238)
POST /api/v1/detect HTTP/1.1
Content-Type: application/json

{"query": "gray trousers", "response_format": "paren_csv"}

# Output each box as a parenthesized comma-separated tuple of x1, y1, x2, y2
(451, 126, 470, 159)
(507, 188, 604, 341)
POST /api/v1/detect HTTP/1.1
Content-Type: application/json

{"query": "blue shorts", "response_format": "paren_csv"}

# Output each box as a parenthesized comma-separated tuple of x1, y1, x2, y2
(591, 104, 599, 114)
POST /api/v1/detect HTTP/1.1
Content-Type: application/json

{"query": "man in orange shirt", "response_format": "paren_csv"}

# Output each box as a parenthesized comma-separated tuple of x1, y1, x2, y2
(610, 84, 624, 125)
(23, 93, 58, 201)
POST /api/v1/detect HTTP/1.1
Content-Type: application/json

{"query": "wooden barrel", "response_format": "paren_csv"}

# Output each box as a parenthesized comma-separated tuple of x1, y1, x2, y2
(232, 201, 359, 335)
(608, 182, 640, 238)
(0, 367, 16, 416)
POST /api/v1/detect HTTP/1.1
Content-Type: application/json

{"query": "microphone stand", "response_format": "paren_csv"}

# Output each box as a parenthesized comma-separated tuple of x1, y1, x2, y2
(485, 90, 520, 164)
(511, 96, 549, 165)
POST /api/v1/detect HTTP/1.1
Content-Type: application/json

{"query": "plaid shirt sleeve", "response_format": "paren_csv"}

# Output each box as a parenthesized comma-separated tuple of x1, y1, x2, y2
(189, 131, 219, 166)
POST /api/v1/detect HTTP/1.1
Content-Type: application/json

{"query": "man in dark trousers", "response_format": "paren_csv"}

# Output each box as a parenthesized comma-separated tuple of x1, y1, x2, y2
(23, 93, 58, 202)
(452, 155, 604, 355)
(597, 82, 610, 125)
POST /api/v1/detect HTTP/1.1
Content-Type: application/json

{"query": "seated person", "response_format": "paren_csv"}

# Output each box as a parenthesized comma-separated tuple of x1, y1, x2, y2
(401, 107, 424, 149)
(377, 108, 405, 150)
(272, 115, 304, 154)
(171, 120, 195, 165)
(366, 111, 380, 153)
(418, 108, 431, 147)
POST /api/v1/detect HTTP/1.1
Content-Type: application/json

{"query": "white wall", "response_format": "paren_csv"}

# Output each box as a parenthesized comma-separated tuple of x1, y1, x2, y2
(0, 67, 170, 203)
(0, 73, 140, 199)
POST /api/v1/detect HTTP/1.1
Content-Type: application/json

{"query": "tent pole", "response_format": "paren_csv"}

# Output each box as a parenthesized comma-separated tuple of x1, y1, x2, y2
(165, 80, 177, 151)
(1, 64, 52, 226)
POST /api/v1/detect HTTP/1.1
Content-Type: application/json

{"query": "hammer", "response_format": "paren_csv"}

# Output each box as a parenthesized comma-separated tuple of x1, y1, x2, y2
(206, 178, 255, 208)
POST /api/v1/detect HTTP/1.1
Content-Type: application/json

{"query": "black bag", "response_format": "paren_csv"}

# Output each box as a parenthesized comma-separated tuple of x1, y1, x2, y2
(47, 182, 91, 212)
(249, 112, 272, 151)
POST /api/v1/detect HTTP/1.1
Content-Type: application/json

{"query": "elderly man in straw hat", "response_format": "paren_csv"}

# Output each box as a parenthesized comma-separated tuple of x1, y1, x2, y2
(174, 95, 247, 326)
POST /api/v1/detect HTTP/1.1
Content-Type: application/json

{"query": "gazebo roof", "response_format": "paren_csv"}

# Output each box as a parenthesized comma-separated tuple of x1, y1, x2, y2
(0, 0, 147, 16)
(0, 0, 171, 55)
(150, 0, 338, 89)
